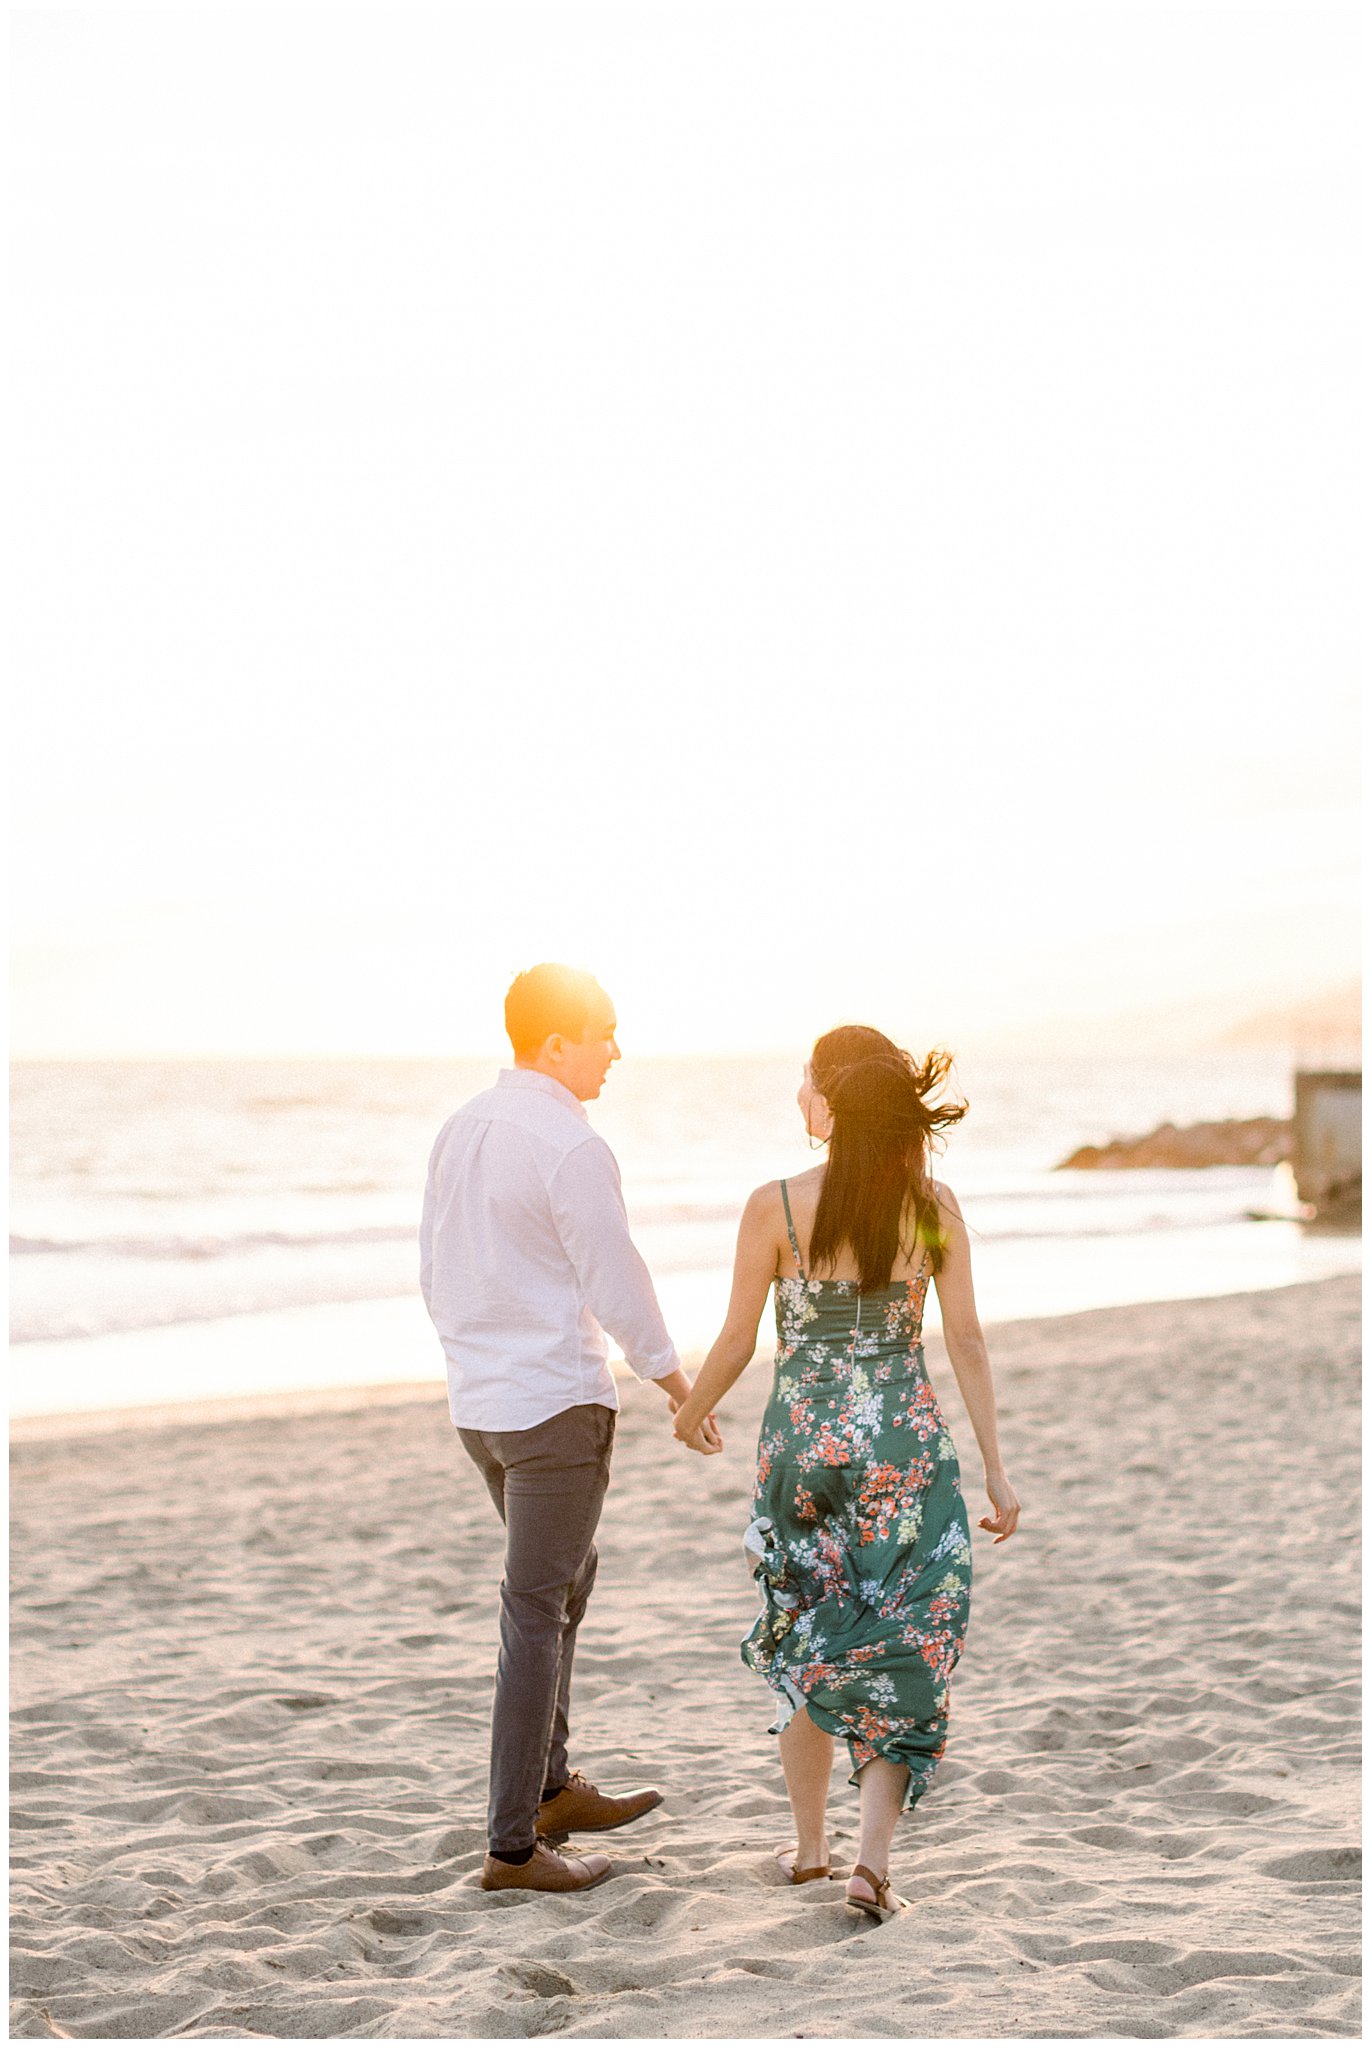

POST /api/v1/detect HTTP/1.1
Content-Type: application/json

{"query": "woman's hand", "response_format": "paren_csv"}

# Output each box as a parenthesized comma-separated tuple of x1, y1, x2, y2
(670, 1396, 723, 1455)
(978, 1467, 1020, 1543)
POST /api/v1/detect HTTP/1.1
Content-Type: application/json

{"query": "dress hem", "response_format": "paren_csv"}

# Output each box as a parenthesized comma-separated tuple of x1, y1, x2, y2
(752, 1663, 939, 1813)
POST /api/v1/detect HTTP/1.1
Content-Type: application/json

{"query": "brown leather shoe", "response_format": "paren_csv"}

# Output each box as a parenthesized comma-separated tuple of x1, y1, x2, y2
(479, 1840, 612, 1893)
(536, 1769, 663, 1843)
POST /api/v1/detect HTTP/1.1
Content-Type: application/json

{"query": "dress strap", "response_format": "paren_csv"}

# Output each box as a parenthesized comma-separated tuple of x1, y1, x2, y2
(779, 1179, 807, 1280)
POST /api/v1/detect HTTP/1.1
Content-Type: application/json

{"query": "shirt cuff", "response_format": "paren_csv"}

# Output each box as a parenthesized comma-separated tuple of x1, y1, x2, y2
(631, 1347, 682, 1384)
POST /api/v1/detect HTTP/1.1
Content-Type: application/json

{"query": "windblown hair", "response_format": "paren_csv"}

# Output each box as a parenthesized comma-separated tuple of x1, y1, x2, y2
(808, 1025, 967, 1288)
(504, 963, 605, 1057)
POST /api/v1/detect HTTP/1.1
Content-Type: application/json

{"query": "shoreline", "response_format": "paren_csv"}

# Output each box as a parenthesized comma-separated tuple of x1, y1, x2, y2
(7, 1374, 446, 1444)
(9, 1268, 1360, 1445)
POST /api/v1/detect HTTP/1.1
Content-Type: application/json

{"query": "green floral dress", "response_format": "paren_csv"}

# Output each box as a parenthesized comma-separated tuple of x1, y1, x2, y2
(741, 1181, 973, 1809)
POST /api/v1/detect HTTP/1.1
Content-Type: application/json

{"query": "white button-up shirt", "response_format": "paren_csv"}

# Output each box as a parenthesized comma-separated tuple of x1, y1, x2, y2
(419, 1067, 681, 1431)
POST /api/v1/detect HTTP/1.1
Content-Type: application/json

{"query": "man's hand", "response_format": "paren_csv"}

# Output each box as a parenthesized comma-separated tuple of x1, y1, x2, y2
(655, 1367, 722, 1453)
(667, 1393, 723, 1455)
(676, 1411, 723, 1455)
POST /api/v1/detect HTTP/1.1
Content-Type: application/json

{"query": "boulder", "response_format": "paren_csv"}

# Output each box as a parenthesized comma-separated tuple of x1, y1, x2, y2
(1056, 1116, 1293, 1170)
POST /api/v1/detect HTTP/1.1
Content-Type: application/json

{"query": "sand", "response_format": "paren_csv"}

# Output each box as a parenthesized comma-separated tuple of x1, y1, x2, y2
(9, 1274, 1361, 2040)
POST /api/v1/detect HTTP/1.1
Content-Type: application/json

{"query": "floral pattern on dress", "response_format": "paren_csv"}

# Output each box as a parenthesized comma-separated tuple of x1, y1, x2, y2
(741, 1187, 973, 1813)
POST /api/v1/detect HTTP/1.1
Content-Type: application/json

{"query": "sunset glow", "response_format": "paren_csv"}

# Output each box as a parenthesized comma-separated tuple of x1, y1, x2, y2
(11, 6, 1359, 1057)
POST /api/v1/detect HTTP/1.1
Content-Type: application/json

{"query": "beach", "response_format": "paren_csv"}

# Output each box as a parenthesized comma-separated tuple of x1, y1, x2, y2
(9, 1273, 1361, 2040)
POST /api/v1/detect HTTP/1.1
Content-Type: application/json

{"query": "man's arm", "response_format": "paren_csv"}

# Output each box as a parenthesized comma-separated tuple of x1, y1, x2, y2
(418, 1125, 446, 1317)
(548, 1137, 721, 1453)
(547, 1137, 682, 1385)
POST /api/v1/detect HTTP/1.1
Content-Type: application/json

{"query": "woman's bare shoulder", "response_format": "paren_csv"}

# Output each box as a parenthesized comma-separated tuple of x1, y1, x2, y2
(930, 1179, 965, 1220)
(741, 1179, 786, 1227)
(746, 1164, 821, 1212)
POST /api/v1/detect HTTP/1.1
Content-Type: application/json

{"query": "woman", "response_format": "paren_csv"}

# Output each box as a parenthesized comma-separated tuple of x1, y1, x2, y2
(670, 1026, 1020, 1923)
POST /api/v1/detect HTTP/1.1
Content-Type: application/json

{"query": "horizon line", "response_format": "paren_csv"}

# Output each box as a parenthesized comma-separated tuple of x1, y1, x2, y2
(11, 1043, 1354, 1066)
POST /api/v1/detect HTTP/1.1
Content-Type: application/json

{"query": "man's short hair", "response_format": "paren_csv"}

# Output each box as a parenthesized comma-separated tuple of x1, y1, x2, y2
(504, 963, 606, 1057)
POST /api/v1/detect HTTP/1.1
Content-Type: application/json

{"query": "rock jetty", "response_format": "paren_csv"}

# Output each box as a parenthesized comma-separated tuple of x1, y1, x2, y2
(1057, 1116, 1292, 1170)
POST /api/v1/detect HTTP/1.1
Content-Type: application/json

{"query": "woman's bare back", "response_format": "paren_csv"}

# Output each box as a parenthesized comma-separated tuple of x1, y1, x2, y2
(763, 1165, 948, 1284)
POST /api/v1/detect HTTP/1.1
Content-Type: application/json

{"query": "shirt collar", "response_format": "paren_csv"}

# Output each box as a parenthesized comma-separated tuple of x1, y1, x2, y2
(497, 1066, 588, 1121)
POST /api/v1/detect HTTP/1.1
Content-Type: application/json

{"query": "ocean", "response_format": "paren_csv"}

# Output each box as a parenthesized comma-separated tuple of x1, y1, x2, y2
(9, 1053, 1360, 1421)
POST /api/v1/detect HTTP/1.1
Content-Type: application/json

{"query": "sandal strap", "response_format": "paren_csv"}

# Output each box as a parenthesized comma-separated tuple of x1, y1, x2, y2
(790, 1865, 830, 1884)
(851, 1863, 888, 1894)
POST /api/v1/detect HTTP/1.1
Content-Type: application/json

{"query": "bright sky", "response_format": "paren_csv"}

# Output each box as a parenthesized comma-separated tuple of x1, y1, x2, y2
(11, 3, 1360, 1056)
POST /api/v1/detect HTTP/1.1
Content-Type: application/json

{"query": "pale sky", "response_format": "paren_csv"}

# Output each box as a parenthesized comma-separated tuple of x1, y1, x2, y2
(11, 3, 1361, 1056)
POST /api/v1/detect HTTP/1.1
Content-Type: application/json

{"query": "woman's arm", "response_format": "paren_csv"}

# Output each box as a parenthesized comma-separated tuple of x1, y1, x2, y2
(931, 1184, 1021, 1543)
(670, 1185, 780, 1445)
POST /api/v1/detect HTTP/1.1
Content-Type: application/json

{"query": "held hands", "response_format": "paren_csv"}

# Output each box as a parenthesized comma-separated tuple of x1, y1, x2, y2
(656, 1367, 722, 1455)
(669, 1395, 723, 1456)
(979, 1466, 1021, 1543)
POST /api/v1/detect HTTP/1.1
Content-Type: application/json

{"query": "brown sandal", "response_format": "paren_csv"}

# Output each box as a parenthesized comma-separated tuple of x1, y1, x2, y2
(845, 1862, 909, 1923)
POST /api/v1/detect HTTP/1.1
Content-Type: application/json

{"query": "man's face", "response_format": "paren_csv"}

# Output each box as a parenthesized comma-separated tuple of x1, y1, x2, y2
(554, 991, 621, 1101)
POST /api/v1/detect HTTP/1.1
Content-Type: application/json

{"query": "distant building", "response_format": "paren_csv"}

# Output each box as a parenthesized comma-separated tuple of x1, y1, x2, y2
(1292, 1071, 1362, 1217)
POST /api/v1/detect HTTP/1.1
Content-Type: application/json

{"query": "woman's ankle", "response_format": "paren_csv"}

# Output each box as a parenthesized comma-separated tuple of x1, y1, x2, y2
(853, 1843, 895, 1883)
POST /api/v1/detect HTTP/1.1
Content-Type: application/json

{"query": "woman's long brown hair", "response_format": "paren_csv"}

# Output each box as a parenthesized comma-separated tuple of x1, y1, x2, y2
(807, 1025, 967, 1289)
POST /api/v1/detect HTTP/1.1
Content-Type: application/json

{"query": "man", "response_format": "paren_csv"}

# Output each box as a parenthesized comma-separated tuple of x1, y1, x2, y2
(420, 963, 720, 1895)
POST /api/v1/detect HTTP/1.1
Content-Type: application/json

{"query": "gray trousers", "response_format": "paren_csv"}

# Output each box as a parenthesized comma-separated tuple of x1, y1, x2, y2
(458, 1401, 616, 1856)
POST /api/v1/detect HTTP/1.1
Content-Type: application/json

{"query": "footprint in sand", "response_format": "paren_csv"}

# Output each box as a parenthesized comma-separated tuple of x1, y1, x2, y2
(1260, 1847, 1360, 1883)
(499, 1962, 577, 1997)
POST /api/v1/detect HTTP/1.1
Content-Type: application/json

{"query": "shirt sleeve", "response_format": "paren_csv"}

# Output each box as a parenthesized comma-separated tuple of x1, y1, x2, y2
(418, 1124, 444, 1317)
(419, 1175, 435, 1315)
(547, 1136, 681, 1383)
